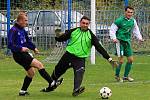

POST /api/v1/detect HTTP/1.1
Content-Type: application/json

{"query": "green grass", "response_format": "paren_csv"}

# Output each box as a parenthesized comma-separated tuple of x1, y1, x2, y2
(0, 55, 150, 100)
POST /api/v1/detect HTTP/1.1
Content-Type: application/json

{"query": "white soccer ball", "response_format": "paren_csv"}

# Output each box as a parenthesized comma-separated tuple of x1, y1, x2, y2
(99, 87, 112, 99)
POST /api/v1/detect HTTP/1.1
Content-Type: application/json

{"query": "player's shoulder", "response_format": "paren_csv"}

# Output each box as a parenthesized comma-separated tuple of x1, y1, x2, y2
(9, 26, 18, 33)
(132, 17, 136, 21)
(65, 28, 78, 35)
(114, 16, 124, 26)
(68, 27, 78, 32)
(115, 16, 124, 22)
(88, 29, 96, 39)
(88, 28, 93, 34)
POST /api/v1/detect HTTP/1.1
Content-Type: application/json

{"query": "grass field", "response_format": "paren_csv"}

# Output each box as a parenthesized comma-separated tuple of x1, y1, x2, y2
(0, 54, 150, 100)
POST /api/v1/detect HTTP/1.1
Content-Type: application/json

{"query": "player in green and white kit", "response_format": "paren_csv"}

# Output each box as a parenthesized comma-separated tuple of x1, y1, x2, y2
(109, 6, 143, 82)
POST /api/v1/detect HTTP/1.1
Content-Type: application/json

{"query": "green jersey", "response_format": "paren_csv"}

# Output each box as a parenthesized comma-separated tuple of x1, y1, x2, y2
(66, 28, 92, 58)
(114, 16, 134, 42)
(55, 27, 110, 60)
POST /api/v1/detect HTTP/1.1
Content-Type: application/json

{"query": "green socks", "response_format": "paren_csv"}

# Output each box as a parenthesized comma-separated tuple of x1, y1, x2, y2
(124, 62, 132, 77)
(115, 64, 122, 77)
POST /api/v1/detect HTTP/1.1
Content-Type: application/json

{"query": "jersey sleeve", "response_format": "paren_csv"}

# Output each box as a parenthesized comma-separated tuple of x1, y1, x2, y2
(89, 30, 111, 60)
(7, 28, 22, 52)
(55, 28, 76, 42)
(133, 19, 142, 40)
(24, 30, 36, 50)
(109, 23, 118, 40)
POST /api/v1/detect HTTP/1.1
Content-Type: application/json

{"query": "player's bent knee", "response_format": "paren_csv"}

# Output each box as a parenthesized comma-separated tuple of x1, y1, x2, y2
(119, 58, 124, 64)
(31, 59, 44, 69)
(127, 56, 133, 63)
(119, 61, 124, 64)
(128, 60, 133, 63)
(76, 67, 85, 73)
(27, 67, 35, 78)
(127, 58, 133, 63)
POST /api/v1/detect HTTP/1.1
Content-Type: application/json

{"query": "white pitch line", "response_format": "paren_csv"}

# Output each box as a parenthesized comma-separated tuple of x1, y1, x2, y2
(88, 80, 150, 86)
(134, 63, 150, 65)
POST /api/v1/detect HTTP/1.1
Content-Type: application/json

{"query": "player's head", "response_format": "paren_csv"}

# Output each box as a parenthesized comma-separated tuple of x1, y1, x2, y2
(80, 16, 90, 31)
(16, 12, 28, 28)
(125, 6, 134, 19)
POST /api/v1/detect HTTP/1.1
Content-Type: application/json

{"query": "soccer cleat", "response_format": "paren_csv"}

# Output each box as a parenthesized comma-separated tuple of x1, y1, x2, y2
(51, 77, 63, 90)
(123, 77, 134, 82)
(115, 76, 123, 82)
(40, 78, 63, 92)
(19, 90, 30, 96)
(72, 86, 85, 97)
(40, 87, 53, 92)
(53, 78, 63, 89)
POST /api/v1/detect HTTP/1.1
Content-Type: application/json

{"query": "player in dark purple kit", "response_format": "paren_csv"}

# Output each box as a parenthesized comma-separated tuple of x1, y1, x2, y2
(8, 13, 63, 96)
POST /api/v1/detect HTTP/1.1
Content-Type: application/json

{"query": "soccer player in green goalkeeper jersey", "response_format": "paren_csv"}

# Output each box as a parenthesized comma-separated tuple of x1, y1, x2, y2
(109, 6, 144, 82)
(41, 16, 118, 96)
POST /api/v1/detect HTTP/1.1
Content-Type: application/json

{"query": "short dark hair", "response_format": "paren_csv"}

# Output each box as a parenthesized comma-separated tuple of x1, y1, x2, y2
(125, 6, 134, 11)
(80, 16, 90, 22)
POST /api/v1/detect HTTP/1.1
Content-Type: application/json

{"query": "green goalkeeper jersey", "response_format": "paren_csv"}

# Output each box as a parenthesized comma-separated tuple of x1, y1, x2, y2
(66, 28, 92, 58)
(55, 27, 111, 60)
(114, 16, 134, 42)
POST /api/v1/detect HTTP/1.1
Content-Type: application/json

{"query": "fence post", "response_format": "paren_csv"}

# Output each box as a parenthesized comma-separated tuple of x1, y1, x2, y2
(124, 0, 128, 7)
(6, 0, 11, 55)
(91, 0, 96, 64)
(68, 0, 72, 30)
(7, 0, 10, 34)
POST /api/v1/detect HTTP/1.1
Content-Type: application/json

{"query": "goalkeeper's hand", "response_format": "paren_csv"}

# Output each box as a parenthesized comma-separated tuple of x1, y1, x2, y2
(108, 58, 119, 69)
(55, 29, 64, 37)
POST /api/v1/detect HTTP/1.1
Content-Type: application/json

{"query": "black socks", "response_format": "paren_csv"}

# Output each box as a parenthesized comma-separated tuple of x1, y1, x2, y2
(38, 69, 53, 84)
(21, 76, 32, 91)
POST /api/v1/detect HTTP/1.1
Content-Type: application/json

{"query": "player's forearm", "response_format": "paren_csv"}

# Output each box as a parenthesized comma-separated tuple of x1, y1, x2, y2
(55, 35, 68, 42)
(133, 27, 143, 40)
(96, 45, 111, 60)
(26, 43, 36, 50)
(55, 31, 71, 42)
(91, 34, 110, 60)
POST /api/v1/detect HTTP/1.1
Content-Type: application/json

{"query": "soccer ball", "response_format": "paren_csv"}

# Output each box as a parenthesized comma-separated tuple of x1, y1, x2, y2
(99, 87, 112, 99)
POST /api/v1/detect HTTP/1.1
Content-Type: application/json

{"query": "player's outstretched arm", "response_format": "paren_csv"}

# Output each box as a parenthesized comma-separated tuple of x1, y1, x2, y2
(90, 30, 118, 69)
(55, 29, 71, 42)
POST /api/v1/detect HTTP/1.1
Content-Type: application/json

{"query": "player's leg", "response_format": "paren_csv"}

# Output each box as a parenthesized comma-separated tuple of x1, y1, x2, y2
(115, 57, 124, 76)
(72, 58, 85, 96)
(51, 52, 71, 81)
(123, 42, 134, 82)
(115, 41, 124, 82)
(115, 56, 124, 82)
(19, 67, 35, 96)
(123, 56, 134, 82)
(30, 58, 62, 92)
(41, 52, 70, 92)
(31, 58, 54, 85)
(13, 52, 53, 86)
(12, 52, 35, 96)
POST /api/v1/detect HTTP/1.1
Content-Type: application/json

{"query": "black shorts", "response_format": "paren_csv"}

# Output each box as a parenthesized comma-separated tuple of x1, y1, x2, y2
(57, 51, 85, 70)
(13, 52, 34, 71)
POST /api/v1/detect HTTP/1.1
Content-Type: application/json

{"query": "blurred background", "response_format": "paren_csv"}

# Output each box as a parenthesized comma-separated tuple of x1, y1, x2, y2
(0, 0, 150, 63)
